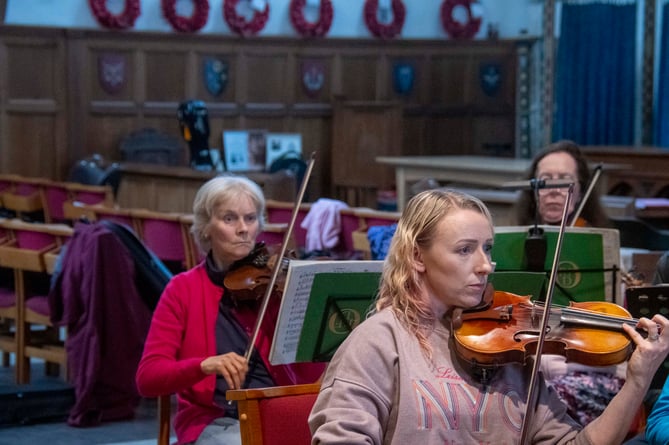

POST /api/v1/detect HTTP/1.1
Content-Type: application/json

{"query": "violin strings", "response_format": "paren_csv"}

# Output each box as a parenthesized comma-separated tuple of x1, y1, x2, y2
(513, 303, 639, 328)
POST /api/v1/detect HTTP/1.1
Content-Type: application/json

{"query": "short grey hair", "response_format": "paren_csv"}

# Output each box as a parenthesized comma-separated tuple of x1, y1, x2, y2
(190, 175, 266, 253)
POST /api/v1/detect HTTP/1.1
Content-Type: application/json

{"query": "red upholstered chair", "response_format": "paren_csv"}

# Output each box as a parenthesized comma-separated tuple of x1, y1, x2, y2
(179, 214, 204, 269)
(0, 219, 72, 383)
(157, 384, 320, 445)
(257, 222, 290, 248)
(0, 220, 17, 368)
(1, 176, 48, 221)
(265, 200, 311, 253)
(61, 183, 115, 222)
(337, 208, 362, 256)
(131, 209, 190, 274)
(40, 181, 71, 223)
(227, 383, 321, 445)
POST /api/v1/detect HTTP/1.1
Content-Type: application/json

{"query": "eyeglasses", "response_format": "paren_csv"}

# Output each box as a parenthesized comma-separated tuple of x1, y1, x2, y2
(535, 174, 576, 195)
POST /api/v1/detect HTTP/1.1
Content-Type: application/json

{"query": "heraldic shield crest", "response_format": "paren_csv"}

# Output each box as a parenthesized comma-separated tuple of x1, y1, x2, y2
(393, 62, 415, 96)
(479, 62, 502, 97)
(203, 58, 229, 97)
(98, 53, 127, 95)
(301, 59, 325, 99)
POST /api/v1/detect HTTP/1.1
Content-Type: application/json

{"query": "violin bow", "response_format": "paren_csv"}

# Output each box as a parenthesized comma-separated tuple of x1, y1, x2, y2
(243, 151, 316, 363)
(569, 163, 602, 227)
(519, 182, 575, 444)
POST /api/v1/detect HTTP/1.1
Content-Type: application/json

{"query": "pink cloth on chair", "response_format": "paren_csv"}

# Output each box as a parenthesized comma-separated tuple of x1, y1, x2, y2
(300, 198, 349, 252)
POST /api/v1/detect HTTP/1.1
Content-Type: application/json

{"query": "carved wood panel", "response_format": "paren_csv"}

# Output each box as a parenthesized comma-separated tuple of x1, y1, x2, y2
(0, 26, 524, 208)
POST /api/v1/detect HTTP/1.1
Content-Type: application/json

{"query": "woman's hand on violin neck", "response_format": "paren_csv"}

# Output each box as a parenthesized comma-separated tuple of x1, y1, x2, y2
(200, 352, 249, 390)
(623, 315, 669, 388)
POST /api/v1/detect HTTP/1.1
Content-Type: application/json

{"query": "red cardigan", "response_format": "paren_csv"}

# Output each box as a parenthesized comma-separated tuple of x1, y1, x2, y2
(136, 263, 325, 444)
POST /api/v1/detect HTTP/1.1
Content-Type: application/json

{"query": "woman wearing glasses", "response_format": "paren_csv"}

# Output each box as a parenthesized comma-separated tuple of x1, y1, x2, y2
(512, 140, 645, 435)
(515, 140, 610, 228)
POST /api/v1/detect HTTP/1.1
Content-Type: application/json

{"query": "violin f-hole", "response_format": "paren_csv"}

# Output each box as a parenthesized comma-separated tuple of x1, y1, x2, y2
(513, 327, 551, 343)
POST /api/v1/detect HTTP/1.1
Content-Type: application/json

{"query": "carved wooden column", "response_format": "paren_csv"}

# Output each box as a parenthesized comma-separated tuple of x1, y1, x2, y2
(542, 0, 556, 147)
(642, 0, 656, 144)
(515, 41, 533, 159)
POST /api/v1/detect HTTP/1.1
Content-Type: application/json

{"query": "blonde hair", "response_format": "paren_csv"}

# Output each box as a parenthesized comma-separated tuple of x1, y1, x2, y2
(375, 189, 492, 359)
(191, 175, 266, 253)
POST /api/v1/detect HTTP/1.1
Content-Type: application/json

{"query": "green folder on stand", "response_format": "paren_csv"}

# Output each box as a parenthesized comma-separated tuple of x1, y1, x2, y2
(268, 260, 383, 365)
(492, 226, 622, 306)
(295, 272, 381, 363)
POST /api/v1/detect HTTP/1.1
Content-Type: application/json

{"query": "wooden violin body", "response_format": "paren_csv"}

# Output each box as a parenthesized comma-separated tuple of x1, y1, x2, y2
(453, 290, 636, 368)
(224, 243, 291, 302)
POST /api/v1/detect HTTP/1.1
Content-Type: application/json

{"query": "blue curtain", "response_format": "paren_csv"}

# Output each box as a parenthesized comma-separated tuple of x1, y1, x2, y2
(655, 2, 669, 147)
(553, 2, 636, 144)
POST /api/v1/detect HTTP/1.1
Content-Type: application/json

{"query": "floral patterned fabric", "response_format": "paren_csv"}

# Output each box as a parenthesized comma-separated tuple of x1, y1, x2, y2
(548, 371, 624, 426)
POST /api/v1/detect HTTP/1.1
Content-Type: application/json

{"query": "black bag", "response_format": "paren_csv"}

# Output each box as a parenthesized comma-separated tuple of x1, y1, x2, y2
(101, 220, 172, 311)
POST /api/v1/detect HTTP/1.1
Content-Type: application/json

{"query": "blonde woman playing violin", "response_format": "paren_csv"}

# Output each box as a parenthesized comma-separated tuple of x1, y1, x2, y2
(309, 189, 669, 445)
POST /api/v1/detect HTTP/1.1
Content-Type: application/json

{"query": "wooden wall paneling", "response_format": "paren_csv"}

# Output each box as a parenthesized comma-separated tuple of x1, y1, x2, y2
(583, 146, 669, 197)
(331, 99, 403, 207)
(339, 54, 379, 102)
(65, 35, 88, 167)
(425, 115, 470, 156)
(291, 116, 330, 201)
(0, 31, 7, 172)
(244, 48, 289, 106)
(402, 115, 428, 157)
(1, 28, 525, 211)
(471, 115, 515, 157)
(1, 29, 66, 178)
(86, 116, 139, 163)
(145, 50, 188, 103)
(428, 54, 469, 108)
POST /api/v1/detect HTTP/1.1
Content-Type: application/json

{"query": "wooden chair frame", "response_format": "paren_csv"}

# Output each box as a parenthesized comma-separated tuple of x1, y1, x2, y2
(157, 384, 320, 445)
(227, 383, 320, 445)
(0, 219, 72, 383)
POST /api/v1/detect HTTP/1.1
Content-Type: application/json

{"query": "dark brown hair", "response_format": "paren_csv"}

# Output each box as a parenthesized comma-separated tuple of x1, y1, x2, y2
(515, 140, 610, 227)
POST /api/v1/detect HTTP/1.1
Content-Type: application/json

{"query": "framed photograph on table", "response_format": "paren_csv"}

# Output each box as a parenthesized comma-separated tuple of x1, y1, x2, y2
(265, 133, 302, 169)
(222, 130, 267, 172)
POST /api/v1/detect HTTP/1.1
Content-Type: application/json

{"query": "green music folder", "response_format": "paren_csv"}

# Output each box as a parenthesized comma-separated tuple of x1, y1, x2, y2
(295, 272, 381, 363)
(491, 226, 621, 306)
(269, 260, 383, 365)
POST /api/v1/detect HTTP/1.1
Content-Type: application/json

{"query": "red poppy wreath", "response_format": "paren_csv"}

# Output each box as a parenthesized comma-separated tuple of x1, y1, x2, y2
(89, 0, 141, 30)
(363, 0, 405, 39)
(289, 0, 333, 38)
(223, 0, 270, 37)
(162, 0, 210, 33)
(440, 0, 482, 40)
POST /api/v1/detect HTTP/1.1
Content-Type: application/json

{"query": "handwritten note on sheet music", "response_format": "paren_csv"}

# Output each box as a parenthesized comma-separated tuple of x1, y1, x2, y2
(269, 260, 383, 365)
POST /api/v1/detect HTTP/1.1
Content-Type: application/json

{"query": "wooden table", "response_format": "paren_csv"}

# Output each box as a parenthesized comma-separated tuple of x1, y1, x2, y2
(376, 156, 532, 211)
(116, 162, 297, 213)
(377, 155, 630, 211)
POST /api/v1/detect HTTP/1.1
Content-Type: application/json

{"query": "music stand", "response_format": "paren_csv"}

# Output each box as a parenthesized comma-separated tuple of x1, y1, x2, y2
(492, 226, 623, 306)
(294, 272, 381, 363)
(311, 294, 377, 362)
(625, 285, 669, 390)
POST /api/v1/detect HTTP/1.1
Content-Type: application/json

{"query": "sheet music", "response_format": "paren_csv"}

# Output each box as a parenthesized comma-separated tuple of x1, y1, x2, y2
(269, 260, 383, 365)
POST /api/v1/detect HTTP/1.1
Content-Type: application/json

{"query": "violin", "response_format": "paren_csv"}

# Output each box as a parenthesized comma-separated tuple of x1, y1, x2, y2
(224, 242, 293, 302)
(453, 290, 638, 369)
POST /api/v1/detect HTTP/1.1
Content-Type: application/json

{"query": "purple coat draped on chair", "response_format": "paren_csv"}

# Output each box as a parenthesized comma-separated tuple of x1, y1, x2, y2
(48, 222, 152, 426)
